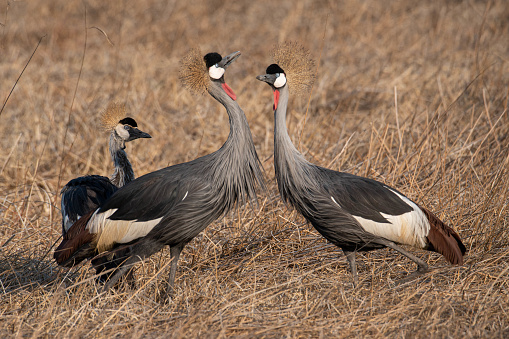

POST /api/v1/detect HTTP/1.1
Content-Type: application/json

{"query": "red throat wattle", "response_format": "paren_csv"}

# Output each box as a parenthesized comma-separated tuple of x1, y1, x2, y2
(222, 83, 237, 101)
(273, 90, 280, 111)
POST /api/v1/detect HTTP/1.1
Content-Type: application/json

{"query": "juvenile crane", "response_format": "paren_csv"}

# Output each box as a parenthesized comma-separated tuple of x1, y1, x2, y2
(54, 50, 265, 293)
(60, 102, 151, 282)
(60, 102, 151, 235)
(257, 42, 466, 286)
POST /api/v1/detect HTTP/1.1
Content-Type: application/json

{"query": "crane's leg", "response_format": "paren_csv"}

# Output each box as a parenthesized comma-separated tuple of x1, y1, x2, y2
(167, 243, 185, 290)
(102, 255, 143, 292)
(158, 243, 185, 302)
(92, 248, 133, 287)
(377, 238, 429, 282)
(101, 241, 164, 292)
(343, 250, 359, 287)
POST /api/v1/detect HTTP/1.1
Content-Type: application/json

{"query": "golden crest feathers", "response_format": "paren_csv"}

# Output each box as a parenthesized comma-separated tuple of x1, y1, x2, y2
(271, 41, 316, 94)
(179, 48, 208, 94)
(100, 102, 126, 130)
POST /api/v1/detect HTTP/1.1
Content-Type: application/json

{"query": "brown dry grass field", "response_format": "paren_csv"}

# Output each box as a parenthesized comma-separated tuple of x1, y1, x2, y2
(1, 0, 509, 337)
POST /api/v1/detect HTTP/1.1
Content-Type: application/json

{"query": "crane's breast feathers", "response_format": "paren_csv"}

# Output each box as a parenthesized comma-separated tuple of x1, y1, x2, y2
(330, 188, 430, 248)
(87, 208, 163, 252)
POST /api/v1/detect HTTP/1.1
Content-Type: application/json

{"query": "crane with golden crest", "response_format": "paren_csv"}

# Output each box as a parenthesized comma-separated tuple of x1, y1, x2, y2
(257, 42, 466, 286)
(60, 102, 151, 235)
(60, 102, 151, 282)
(54, 50, 265, 295)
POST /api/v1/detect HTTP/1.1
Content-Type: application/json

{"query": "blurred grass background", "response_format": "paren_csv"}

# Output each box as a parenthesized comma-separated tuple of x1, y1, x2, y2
(1, 0, 508, 337)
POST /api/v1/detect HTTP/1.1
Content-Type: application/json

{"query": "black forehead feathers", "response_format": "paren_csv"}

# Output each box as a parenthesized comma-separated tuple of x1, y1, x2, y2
(204, 53, 222, 68)
(119, 117, 138, 127)
(266, 64, 285, 74)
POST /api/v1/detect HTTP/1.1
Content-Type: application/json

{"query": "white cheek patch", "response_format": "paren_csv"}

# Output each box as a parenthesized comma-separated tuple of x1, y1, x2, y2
(209, 65, 225, 79)
(115, 124, 130, 140)
(274, 73, 287, 88)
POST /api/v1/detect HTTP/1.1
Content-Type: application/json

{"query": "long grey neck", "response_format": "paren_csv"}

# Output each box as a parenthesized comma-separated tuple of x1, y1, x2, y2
(109, 132, 135, 187)
(273, 85, 311, 200)
(207, 83, 265, 205)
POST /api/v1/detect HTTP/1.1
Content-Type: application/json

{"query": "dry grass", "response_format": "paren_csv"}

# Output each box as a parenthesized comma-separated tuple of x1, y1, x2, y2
(1, 0, 509, 337)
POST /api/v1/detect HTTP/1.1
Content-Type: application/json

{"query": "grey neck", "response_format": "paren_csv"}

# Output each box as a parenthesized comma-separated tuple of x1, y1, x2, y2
(208, 83, 249, 147)
(207, 82, 265, 205)
(109, 132, 135, 187)
(273, 85, 310, 200)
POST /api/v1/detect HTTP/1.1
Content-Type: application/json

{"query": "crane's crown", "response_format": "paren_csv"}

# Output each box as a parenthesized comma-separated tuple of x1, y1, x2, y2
(101, 102, 128, 130)
(266, 64, 285, 74)
(271, 41, 316, 94)
(118, 117, 138, 127)
(204, 53, 222, 68)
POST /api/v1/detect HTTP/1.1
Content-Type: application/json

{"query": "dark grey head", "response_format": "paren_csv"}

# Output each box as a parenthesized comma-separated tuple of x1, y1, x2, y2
(256, 63, 287, 90)
(114, 117, 151, 142)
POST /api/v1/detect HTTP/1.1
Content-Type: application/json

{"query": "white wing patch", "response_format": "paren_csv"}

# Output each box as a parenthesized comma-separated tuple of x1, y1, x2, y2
(182, 191, 188, 201)
(331, 196, 341, 208)
(87, 209, 163, 252)
(332, 189, 430, 248)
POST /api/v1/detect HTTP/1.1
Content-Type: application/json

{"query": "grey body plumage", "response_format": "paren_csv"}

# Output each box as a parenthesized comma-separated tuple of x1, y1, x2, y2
(272, 85, 413, 251)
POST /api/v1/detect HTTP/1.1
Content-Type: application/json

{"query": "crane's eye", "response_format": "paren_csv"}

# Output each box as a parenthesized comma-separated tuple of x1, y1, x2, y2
(124, 125, 129, 130)
(275, 73, 280, 77)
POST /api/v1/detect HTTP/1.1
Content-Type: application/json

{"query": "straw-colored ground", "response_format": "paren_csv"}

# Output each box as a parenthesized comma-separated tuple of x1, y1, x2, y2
(1, 0, 508, 337)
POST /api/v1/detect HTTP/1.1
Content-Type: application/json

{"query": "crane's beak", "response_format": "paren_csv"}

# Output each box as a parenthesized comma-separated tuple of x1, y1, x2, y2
(257, 74, 281, 110)
(256, 74, 278, 86)
(218, 51, 241, 70)
(128, 128, 152, 141)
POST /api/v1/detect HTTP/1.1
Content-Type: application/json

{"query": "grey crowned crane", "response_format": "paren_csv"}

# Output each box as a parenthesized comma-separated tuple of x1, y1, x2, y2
(60, 102, 151, 283)
(54, 50, 265, 294)
(60, 102, 151, 235)
(256, 42, 466, 286)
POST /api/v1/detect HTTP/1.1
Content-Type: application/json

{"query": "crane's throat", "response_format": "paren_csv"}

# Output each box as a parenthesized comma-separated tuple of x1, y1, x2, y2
(222, 83, 237, 101)
(273, 90, 280, 111)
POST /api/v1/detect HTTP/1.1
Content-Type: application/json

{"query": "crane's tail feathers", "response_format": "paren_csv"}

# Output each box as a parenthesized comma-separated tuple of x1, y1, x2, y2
(54, 210, 96, 267)
(419, 205, 466, 265)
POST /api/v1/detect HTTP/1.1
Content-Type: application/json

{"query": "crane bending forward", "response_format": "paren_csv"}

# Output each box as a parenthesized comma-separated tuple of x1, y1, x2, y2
(257, 42, 465, 286)
(54, 50, 265, 294)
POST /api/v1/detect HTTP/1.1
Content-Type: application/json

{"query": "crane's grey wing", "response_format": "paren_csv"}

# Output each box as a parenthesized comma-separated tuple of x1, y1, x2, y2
(97, 163, 200, 222)
(85, 163, 213, 249)
(319, 168, 413, 223)
(60, 175, 118, 234)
